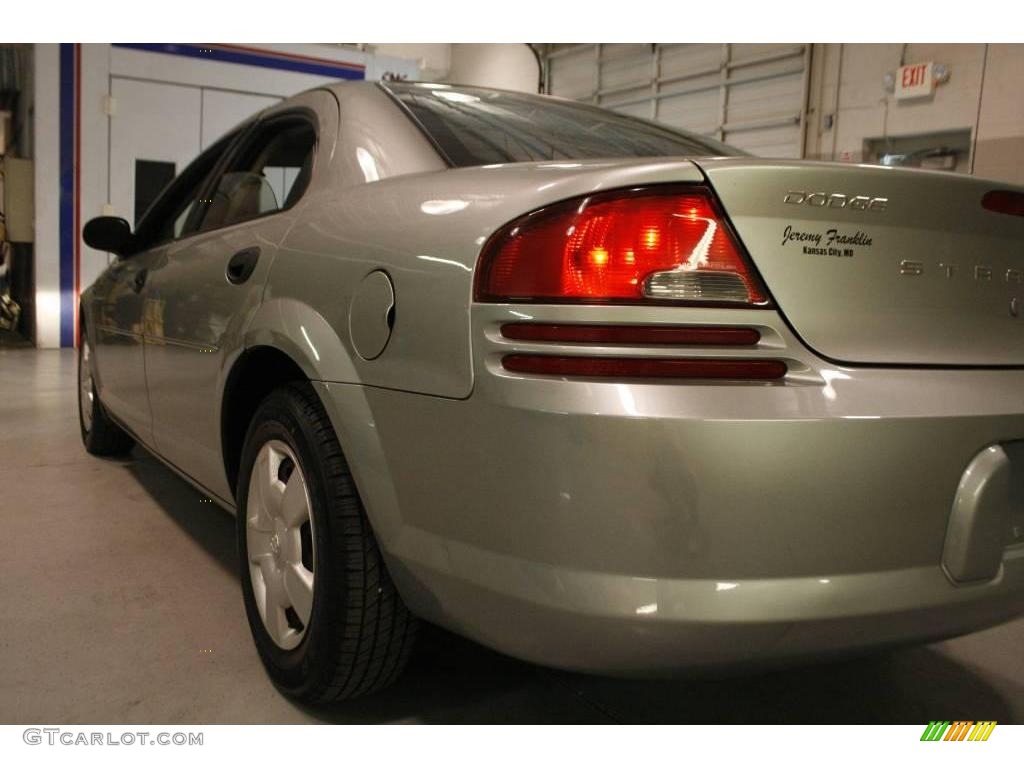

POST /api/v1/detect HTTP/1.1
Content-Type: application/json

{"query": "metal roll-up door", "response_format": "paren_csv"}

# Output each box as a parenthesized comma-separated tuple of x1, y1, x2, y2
(542, 43, 810, 158)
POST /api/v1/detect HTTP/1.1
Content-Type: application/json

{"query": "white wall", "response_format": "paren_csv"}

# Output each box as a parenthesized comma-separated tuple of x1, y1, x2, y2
(370, 43, 541, 92)
(371, 44, 451, 81)
(31, 44, 60, 349)
(973, 45, 1024, 184)
(804, 43, 1024, 184)
(448, 44, 540, 92)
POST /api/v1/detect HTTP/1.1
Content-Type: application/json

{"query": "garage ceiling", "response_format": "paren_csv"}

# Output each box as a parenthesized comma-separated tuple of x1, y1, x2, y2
(539, 43, 811, 158)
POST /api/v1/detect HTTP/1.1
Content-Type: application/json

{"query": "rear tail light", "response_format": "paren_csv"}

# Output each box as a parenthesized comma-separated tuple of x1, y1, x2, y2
(502, 355, 786, 380)
(476, 185, 769, 306)
(982, 190, 1024, 217)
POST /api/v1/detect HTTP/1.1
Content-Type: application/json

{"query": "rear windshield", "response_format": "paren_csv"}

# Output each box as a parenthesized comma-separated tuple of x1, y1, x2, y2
(384, 82, 744, 167)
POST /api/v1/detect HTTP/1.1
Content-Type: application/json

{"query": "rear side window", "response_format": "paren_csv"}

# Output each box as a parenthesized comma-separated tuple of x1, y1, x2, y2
(384, 82, 744, 167)
(196, 117, 315, 233)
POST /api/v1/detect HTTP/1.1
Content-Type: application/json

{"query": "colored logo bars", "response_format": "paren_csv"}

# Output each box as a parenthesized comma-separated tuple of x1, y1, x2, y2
(920, 721, 997, 741)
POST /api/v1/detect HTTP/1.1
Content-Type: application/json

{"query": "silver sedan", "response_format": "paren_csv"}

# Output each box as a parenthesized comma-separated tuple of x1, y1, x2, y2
(78, 80, 1024, 702)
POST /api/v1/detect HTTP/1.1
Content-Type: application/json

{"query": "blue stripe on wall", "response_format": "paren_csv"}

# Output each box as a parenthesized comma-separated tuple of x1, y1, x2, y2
(112, 43, 365, 80)
(58, 43, 75, 348)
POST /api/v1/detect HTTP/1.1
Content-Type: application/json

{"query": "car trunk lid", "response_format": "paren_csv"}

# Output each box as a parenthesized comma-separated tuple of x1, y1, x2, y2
(697, 158, 1024, 366)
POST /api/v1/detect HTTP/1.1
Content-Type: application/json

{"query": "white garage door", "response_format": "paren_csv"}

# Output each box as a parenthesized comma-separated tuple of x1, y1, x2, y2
(542, 44, 810, 158)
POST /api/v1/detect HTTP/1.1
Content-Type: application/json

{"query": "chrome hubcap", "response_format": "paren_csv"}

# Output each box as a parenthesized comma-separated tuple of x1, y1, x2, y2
(79, 339, 94, 432)
(246, 440, 316, 650)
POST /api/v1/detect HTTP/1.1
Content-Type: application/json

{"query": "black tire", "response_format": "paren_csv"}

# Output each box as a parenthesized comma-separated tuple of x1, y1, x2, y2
(78, 332, 135, 456)
(236, 382, 417, 702)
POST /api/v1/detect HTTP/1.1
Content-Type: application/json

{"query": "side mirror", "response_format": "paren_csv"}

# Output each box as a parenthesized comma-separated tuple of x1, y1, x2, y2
(83, 216, 134, 256)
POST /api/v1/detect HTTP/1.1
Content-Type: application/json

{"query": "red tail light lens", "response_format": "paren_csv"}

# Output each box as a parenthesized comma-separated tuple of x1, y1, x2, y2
(476, 186, 768, 305)
(982, 190, 1024, 217)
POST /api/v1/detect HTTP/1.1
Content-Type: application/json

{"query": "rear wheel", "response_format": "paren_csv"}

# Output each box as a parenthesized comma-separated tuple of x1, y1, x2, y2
(236, 382, 417, 702)
(78, 334, 135, 456)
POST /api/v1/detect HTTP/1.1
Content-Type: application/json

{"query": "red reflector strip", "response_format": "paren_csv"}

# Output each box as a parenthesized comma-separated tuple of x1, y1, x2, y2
(982, 190, 1024, 217)
(502, 355, 787, 380)
(501, 323, 760, 346)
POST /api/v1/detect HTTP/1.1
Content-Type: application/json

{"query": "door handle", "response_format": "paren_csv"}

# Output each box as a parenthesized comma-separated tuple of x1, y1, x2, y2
(226, 247, 261, 285)
(132, 268, 148, 293)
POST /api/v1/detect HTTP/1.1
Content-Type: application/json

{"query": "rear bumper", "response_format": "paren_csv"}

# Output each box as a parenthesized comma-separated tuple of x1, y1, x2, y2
(314, 305, 1024, 672)
(390, 541, 1024, 674)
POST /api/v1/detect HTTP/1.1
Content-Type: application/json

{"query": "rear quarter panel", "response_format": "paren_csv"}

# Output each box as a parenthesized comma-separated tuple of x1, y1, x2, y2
(266, 158, 707, 397)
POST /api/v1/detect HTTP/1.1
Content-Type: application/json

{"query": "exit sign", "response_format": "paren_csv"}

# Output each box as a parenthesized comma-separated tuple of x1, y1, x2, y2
(895, 62, 934, 100)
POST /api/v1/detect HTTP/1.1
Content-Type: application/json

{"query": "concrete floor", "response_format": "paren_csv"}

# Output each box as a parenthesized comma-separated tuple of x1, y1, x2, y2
(2, 347, 1024, 724)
